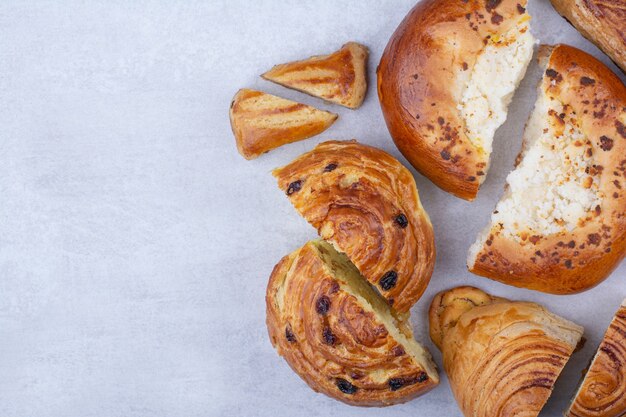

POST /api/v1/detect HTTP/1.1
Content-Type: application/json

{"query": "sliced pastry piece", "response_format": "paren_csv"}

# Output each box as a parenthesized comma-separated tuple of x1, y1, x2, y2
(267, 240, 438, 406)
(229, 89, 337, 160)
(377, 0, 535, 200)
(429, 286, 584, 417)
(550, 0, 626, 73)
(273, 140, 436, 313)
(468, 44, 626, 294)
(566, 299, 626, 417)
(262, 42, 369, 109)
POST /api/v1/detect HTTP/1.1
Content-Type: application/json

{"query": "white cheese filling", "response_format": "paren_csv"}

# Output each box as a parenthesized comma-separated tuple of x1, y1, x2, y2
(459, 22, 535, 155)
(491, 91, 600, 239)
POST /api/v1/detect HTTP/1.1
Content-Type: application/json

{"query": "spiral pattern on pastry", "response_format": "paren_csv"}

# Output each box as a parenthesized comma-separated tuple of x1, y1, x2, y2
(567, 301, 626, 417)
(429, 286, 584, 417)
(273, 140, 435, 313)
(266, 240, 438, 406)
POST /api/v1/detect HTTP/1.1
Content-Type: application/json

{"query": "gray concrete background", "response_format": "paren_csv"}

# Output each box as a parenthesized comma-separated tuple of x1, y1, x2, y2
(1, 1, 625, 416)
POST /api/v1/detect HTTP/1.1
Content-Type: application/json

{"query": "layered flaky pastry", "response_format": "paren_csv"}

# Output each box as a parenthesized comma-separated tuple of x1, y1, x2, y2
(378, 0, 535, 200)
(266, 241, 438, 406)
(429, 286, 584, 417)
(468, 45, 626, 294)
(273, 140, 436, 313)
(262, 42, 369, 109)
(567, 300, 626, 417)
(229, 89, 337, 159)
(550, 0, 626, 74)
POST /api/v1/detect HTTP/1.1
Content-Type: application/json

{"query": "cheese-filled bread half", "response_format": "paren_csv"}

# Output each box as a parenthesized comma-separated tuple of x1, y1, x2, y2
(468, 44, 626, 294)
(266, 240, 439, 406)
(273, 140, 436, 313)
(378, 0, 535, 200)
(262, 42, 369, 109)
(429, 286, 584, 417)
(229, 89, 337, 160)
(566, 299, 626, 417)
(550, 0, 626, 74)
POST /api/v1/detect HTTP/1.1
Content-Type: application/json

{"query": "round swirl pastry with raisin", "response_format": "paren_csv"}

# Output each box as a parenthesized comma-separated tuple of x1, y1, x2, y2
(273, 140, 436, 313)
(429, 286, 584, 417)
(567, 300, 626, 417)
(266, 240, 439, 406)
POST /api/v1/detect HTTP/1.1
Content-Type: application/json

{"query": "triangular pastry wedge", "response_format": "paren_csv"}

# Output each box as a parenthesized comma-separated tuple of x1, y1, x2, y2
(262, 42, 368, 109)
(229, 88, 337, 160)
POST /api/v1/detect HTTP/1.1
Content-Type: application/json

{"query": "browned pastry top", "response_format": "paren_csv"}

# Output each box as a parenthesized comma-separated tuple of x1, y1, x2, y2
(567, 301, 626, 417)
(266, 241, 438, 407)
(273, 140, 435, 313)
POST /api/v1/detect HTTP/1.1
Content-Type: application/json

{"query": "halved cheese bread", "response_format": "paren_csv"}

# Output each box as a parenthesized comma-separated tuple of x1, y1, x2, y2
(229, 89, 337, 160)
(468, 44, 626, 294)
(430, 286, 584, 417)
(273, 140, 436, 313)
(262, 42, 369, 109)
(566, 300, 626, 417)
(378, 0, 535, 200)
(266, 240, 438, 406)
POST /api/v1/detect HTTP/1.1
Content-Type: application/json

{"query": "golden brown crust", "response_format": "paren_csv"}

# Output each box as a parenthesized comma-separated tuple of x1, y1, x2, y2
(469, 44, 626, 294)
(429, 286, 584, 417)
(229, 89, 337, 159)
(550, 0, 626, 73)
(266, 242, 438, 406)
(262, 42, 369, 109)
(566, 301, 626, 417)
(377, 0, 530, 200)
(273, 140, 436, 313)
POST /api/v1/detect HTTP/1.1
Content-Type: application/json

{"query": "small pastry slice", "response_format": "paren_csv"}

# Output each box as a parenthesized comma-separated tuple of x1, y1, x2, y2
(262, 42, 369, 109)
(229, 89, 337, 160)
(566, 299, 626, 417)
(429, 286, 584, 417)
(468, 44, 626, 294)
(550, 0, 626, 73)
(266, 240, 438, 406)
(273, 140, 436, 313)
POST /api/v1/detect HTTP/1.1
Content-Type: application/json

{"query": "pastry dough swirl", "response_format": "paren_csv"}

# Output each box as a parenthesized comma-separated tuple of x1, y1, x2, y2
(273, 140, 435, 313)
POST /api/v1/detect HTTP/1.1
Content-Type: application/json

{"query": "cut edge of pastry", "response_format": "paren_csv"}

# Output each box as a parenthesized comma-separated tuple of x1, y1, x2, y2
(457, 9, 536, 167)
(565, 298, 626, 417)
(311, 240, 439, 383)
(566, 348, 602, 417)
(467, 44, 600, 269)
(229, 88, 338, 160)
(261, 42, 369, 109)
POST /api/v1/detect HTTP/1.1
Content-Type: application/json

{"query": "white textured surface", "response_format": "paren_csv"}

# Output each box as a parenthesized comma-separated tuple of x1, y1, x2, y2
(0, 1, 624, 416)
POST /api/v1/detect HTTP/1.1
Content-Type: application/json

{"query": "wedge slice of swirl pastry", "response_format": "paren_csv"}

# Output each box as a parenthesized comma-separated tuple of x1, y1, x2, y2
(273, 140, 436, 313)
